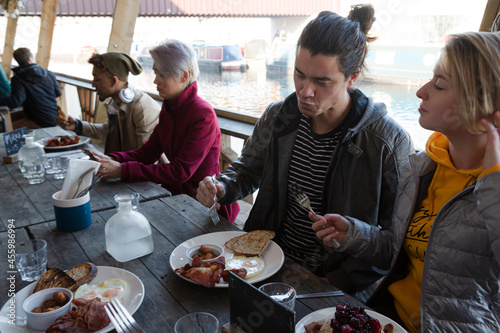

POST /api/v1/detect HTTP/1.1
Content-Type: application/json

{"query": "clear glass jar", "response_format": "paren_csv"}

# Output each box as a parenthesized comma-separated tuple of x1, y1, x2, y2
(18, 134, 46, 184)
(105, 193, 154, 262)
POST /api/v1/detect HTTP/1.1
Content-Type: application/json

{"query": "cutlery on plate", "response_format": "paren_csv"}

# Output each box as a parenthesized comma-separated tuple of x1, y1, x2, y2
(296, 291, 344, 299)
(104, 298, 145, 333)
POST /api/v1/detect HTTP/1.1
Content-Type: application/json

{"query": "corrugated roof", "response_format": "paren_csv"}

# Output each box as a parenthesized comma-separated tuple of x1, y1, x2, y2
(8, 0, 338, 17)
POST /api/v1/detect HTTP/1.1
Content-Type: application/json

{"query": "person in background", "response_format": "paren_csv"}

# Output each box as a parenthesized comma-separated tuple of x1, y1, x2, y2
(0, 47, 61, 129)
(87, 40, 240, 223)
(313, 31, 500, 332)
(0, 65, 10, 97)
(56, 51, 161, 155)
(196, 5, 413, 300)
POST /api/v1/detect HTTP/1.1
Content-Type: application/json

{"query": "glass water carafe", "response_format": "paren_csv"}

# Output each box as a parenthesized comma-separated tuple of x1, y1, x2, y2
(105, 193, 154, 262)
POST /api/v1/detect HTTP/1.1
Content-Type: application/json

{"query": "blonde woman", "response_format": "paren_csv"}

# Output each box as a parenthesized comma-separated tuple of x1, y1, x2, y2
(313, 31, 500, 332)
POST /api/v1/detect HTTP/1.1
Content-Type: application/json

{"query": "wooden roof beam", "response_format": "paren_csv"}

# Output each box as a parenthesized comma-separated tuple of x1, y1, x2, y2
(479, 0, 500, 31)
(37, 0, 58, 69)
(2, 0, 19, 78)
(107, 0, 141, 54)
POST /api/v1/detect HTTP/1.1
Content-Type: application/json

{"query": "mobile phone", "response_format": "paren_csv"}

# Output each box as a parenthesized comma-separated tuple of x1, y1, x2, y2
(83, 148, 95, 159)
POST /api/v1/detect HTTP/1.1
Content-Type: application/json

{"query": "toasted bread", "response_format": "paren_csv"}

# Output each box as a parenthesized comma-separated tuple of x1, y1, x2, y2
(224, 233, 245, 250)
(33, 263, 98, 294)
(57, 106, 67, 121)
(226, 230, 276, 257)
(66, 262, 97, 291)
(33, 268, 76, 293)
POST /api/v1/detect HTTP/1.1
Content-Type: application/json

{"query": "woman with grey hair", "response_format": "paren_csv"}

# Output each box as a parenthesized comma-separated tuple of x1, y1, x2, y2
(93, 39, 240, 222)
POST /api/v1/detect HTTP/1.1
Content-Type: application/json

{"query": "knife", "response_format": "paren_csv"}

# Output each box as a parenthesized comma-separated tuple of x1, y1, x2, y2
(296, 291, 344, 299)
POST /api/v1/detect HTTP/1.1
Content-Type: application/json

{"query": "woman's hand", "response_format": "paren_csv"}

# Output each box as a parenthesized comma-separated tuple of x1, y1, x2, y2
(311, 213, 351, 247)
(196, 176, 226, 209)
(97, 159, 122, 179)
(481, 111, 500, 170)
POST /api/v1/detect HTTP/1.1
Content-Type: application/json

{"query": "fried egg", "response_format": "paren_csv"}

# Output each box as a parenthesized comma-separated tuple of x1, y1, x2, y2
(225, 256, 265, 279)
(74, 278, 127, 302)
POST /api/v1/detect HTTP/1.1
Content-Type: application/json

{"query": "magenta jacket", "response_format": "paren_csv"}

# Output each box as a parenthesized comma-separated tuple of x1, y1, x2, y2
(109, 82, 239, 222)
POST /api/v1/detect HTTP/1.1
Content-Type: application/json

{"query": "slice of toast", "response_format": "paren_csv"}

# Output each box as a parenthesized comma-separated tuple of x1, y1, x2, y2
(227, 230, 276, 257)
(224, 233, 245, 250)
(33, 268, 76, 293)
(66, 262, 98, 291)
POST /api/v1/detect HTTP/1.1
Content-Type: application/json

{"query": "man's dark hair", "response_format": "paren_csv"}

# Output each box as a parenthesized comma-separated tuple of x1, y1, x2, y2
(88, 53, 105, 68)
(88, 53, 113, 78)
(297, 5, 376, 78)
(13, 47, 33, 66)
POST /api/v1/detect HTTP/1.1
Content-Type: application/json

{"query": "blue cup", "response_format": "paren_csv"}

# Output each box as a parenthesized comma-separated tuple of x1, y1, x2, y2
(52, 191, 92, 232)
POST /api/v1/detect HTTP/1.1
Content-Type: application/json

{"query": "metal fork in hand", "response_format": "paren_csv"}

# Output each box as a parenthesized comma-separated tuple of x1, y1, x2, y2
(104, 298, 145, 333)
(71, 167, 96, 199)
(288, 181, 340, 248)
(208, 174, 220, 224)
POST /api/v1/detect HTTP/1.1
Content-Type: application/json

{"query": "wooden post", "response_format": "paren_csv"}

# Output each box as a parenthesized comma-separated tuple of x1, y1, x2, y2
(107, 0, 141, 54)
(36, 0, 58, 69)
(479, 0, 500, 31)
(2, 0, 19, 78)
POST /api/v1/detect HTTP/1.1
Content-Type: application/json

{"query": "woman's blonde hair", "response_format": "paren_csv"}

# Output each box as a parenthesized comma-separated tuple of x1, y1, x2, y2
(438, 32, 500, 133)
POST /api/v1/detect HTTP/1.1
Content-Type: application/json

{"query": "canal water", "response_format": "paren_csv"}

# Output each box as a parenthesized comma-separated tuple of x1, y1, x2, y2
(52, 59, 431, 150)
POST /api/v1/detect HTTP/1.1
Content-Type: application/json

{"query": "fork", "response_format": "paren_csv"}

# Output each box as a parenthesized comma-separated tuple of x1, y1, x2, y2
(208, 174, 220, 225)
(104, 298, 145, 333)
(76, 168, 105, 198)
(71, 167, 96, 199)
(288, 181, 340, 248)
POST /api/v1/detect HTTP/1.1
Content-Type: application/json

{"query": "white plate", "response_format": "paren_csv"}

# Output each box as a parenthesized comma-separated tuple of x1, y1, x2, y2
(170, 231, 284, 288)
(0, 266, 145, 333)
(37, 136, 91, 151)
(295, 307, 407, 333)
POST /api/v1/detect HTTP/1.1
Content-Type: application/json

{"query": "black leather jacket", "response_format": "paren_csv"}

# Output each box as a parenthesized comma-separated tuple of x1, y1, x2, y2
(219, 90, 414, 297)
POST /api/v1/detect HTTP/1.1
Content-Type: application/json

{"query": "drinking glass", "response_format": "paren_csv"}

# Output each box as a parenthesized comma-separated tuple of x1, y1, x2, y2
(174, 312, 219, 333)
(15, 239, 47, 282)
(52, 157, 69, 179)
(258, 282, 296, 310)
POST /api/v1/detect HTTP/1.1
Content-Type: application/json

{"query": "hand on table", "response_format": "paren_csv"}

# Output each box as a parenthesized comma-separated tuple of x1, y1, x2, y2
(196, 176, 226, 210)
(85, 150, 121, 179)
(480, 111, 500, 170)
(311, 213, 350, 247)
(55, 115, 77, 131)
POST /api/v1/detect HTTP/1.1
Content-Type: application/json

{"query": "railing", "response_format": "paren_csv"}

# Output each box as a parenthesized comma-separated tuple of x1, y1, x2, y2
(55, 72, 257, 173)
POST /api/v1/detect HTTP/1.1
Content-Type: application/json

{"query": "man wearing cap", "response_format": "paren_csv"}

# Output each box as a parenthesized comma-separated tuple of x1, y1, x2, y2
(57, 51, 161, 154)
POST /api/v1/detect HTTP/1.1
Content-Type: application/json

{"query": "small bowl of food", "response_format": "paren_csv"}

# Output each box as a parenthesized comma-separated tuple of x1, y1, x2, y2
(22, 287, 73, 331)
(186, 244, 224, 264)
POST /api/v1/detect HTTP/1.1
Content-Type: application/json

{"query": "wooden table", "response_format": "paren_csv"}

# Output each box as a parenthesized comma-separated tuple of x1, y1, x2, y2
(0, 126, 171, 230)
(0, 194, 366, 331)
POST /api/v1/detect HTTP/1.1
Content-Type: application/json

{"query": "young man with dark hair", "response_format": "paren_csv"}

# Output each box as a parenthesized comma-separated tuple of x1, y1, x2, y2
(197, 6, 414, 300)
(0, 47, 61, 129)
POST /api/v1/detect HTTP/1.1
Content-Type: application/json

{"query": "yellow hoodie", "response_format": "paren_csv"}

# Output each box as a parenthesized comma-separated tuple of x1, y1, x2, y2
(387, 132, 487, 333)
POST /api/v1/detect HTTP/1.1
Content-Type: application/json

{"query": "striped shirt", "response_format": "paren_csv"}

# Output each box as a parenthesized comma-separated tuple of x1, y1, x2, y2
(277, 114, 344, 272)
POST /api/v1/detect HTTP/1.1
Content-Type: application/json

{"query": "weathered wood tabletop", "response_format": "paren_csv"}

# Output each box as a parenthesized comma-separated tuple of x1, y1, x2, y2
(0, 126, 171, 231)
(0, 126, 368, 332)
(0, 193, 367, 332)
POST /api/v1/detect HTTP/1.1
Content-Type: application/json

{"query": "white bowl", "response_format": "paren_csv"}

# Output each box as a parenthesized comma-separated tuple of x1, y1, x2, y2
(186, 244, 224, 263)
(22, 287, 73, 331)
